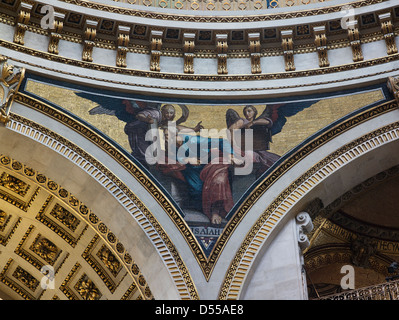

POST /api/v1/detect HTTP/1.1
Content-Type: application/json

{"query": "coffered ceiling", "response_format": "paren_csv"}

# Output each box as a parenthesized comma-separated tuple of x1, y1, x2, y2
(0, 154, 153, 300)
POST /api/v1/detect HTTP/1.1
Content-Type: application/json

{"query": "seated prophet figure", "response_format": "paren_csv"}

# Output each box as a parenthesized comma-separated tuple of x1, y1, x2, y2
(124, 103, 202, 167)
(157, 129, 243, 225)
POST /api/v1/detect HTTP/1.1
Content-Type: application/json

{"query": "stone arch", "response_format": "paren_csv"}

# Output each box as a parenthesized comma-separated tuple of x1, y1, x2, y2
(218, 99, 399, 299)
(0, 105, 199, 299)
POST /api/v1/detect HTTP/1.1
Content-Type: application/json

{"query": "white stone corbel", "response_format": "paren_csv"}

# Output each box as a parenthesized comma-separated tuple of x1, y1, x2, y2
(296, 212, 313, 251)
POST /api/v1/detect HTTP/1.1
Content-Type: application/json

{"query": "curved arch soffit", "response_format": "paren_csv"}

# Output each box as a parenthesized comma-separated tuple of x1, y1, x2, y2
(1, 110, 199, 300)
(0, 153, 155, 300)
(218, 100, 399, 299)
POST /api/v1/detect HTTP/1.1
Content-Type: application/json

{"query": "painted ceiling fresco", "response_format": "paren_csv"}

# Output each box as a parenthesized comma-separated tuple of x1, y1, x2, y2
(21, 75, 389, 257)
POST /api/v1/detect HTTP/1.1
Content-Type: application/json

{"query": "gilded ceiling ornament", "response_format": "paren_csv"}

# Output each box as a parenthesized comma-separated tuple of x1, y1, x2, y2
(0, 210, 7, 227)
(0, 56, 25, 125)
(30, 237, 59, 264)
(75, 276, 101, 300)
(13, 2, 32, 46)
(0, 154, 157, 300)
(97, 245, 121, 276)
(0, 173, 30, 196)
(388, 77, 399, 104)
(13, 265, 40, 291)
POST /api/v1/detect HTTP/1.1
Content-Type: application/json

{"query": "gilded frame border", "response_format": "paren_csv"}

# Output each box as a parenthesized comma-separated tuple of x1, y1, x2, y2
(10, 89, 397, 280)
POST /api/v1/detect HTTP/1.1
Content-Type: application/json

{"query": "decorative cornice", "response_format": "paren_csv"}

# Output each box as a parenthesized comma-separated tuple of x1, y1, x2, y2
(0, 11, 392, 58)
(58, 0, 389, 23)
(110, 0, 333, 12)
(2, 39, 399, 90)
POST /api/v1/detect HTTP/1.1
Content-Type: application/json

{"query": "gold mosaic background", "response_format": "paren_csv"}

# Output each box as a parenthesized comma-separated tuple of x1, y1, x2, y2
(270, 91, 384, 155)
(26, 80, 384, 157)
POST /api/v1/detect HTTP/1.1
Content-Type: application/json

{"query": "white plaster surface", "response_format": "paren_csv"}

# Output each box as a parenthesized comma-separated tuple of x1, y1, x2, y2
(240, 218, 304, 300)
(294, 51, 319, 71)
(0, 23, 14, 43)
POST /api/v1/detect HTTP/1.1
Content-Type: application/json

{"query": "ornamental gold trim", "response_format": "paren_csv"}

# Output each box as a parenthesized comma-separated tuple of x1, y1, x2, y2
(59, 0, 389, 23)
(10, 88, 398, 282)
(1, 10, 392, 60)
(0, 154, 156, 300)
(5, 106, 199, 298)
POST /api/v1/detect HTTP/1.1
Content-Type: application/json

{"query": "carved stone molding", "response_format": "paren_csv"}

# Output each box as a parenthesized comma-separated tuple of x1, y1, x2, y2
(347, 20, 364, 62)
(296, 212, 314, 251)
(2, 38, 399, 93)
(216, 33, 228, 75)
(313, 25, 330, 68)
(47, 12, 65, 55)
(248, 33, 261, 74)
(183, 33, 195, 74)
(82, 20, 98, 63)
(150, 30, 163, 72)
(116, 25, 131, 68)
